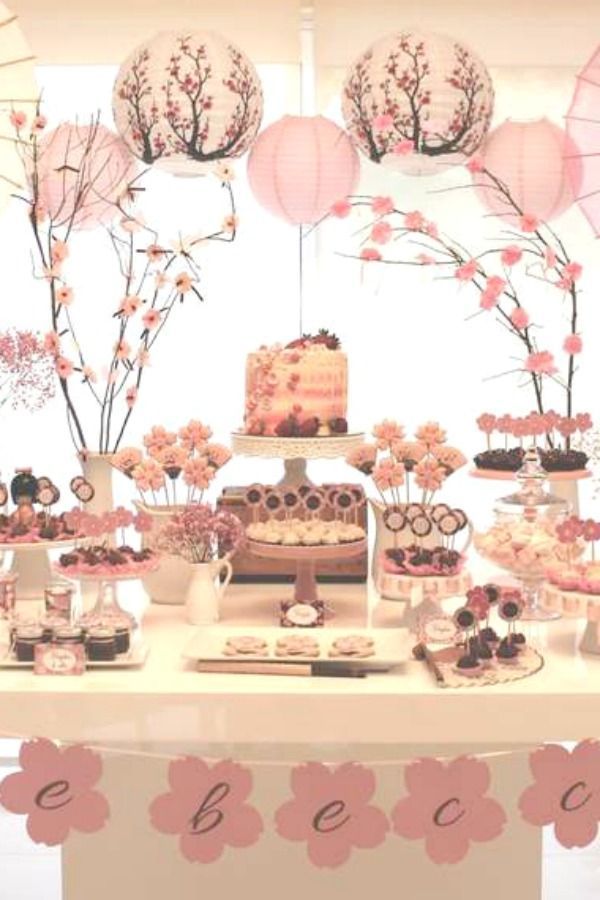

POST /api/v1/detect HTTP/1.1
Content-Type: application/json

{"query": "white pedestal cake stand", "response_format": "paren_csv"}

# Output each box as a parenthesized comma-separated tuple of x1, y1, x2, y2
(0, 537, 79, 602)
(376, 569, 473, 631)
(231, 433, 365, 487)
(470, 468, 591, 516)
(541, 582, 600, 654)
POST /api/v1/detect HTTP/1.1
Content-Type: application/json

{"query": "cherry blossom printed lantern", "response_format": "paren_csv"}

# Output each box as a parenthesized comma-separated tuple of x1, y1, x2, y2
(473, 119, 580, 224)
(247, 115, 360, 225)
(113, 31, 263, 176)
(33, 123, 137, 230)
(342, 30, 494, 176)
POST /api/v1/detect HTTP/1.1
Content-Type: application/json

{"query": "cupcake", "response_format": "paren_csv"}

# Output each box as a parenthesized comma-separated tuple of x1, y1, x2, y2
(454, 654, 483, 678)
(496, 639, 519, 665)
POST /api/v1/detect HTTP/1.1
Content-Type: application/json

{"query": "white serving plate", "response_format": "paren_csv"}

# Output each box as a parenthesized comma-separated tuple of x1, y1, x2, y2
(183, 626, 410, 671)
(0, 641, 149, 670)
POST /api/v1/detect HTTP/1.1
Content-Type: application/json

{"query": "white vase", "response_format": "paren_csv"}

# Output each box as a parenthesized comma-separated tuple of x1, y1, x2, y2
(134, 501, 191, 605)
(184, 559, 233, 625)
(80, 453, 115, 516)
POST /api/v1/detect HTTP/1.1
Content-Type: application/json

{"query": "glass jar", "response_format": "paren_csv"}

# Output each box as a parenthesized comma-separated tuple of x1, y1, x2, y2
(474, 449, 573, 620)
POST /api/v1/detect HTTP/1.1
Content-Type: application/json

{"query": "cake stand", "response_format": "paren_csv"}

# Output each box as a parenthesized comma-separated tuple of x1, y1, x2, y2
(231, 433, 365, 486)
(376, 569, 473, 631)
(541, 583, 600, 654)
(470, 468, 591, 516)
(56, 564, 159, 622)
(247, 538, 367, 607)
(0, 537, 80, 602)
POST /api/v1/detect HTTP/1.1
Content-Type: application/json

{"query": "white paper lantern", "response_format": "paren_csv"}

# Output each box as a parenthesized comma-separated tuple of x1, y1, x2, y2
(342, 30, 494, 176)
(113, 30, 263, 176)
(0, 1, 38, 212)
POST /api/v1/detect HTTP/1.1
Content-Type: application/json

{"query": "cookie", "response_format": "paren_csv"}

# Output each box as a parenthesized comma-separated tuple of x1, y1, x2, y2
(438, 512, 460, 536)
(275, 634, 320, 658)
(328, 634, 375, 659)
(411, 514, 432, 538)
(76, 480, 95, 503)
(223, 636, 269, 657)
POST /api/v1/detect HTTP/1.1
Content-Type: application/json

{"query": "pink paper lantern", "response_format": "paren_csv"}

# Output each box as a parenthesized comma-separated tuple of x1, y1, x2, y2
(473, 119, 580, 223)
(342, 30, 494, 176)
(33, 123, 136, 230)
(566, 45, 600, 235)
(247, 115, 360, 225)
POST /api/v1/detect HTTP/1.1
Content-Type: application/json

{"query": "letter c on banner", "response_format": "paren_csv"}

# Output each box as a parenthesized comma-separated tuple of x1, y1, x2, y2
(433, 797, 465, 828)
(560, 781, 592, 813)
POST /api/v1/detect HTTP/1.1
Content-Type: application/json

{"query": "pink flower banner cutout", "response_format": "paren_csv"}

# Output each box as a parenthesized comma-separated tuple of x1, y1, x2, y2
(0, 738, 109, 846)
(149, 757, 263, 863)
(275, 762, 389, 867)
(519, 740, 600, 848)
(391, 755, 507, 864)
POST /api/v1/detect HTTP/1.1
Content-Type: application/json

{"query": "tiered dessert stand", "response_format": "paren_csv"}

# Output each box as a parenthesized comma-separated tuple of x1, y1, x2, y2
(231, 432, 365, 486)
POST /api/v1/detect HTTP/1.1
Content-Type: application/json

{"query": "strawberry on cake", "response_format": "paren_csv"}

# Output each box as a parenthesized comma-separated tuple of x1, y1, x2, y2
(243, 330, 348, 438)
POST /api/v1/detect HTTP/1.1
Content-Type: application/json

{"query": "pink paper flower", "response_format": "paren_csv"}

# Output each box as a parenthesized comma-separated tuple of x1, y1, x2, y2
(558, 416, 578, 438)
(330, 199, 352, 218)
(511, 308, 530, 330)
(371, 196, 395, 216)
(275, 762, 388, 868)
(56, 286, 73, 307)
(0, 738, 109, 846)
(114, 506, 134, 528)
(392, 756, 506, 864)
(372, 113, 394, 132)
(564, 261, 583, 283)
(563, 334, 582, 355)
(205, 443, 232, 470)
(179, 420, 212, 451)
(183, 457, 215, 491)
(112, 447, 143, 475)
(142, 309, 161, 331)
(119, 295, 141, 317)
(404, 210, 425, 231)
(82, 365, 97, 384)
(371, 221, 393, 244)
(150, 757, 263, 863)
(520, 213, 540, 233)
(425, 221, 439, 239)
(114, 340, 131, 361)
(525, 351, 557, 376)
(373, 419, 405, 449)
(360, 247, 381, 262)
(392, 139, 414, 155)
(519, 741, 600, 848)
(56, 356, 73, 379)
(497, 414, 514, 434)
(484, 275, 506, 300)
(466, 155, 484, 173)
(476, 413, 497, 434)
(416, 253, 435, 265)
(455, 260, 478, 281)
(480, 291, 499, 310)
(346, 443, 377, 475)
(501, 245, 522, 267)
(133, 459, 165, 493)
(144, 425, 177, 451)
(175, 272, 193, 294)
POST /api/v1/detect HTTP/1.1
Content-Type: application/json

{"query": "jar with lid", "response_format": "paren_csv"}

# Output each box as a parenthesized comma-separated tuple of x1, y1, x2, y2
(474, 449, 582, 620)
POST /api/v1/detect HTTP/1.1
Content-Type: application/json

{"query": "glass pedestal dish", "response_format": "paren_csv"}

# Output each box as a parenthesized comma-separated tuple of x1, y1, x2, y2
(474, 449, 572, 621)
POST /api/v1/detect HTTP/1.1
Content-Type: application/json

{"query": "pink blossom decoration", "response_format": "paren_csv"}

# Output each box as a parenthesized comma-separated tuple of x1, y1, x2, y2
(544, 247, 557, 269)
(480, 292, 499, 311)
(525, 351, 557, 376)
(149, 757, 263, 863)
(373, 458, 406, 491)
(0, 738, 109, 846)
(391, 756, 506, 864)
(275, 762, 388, 868)
(392, 139, 414, 155)
(511, 308, 530, 330)
(576, 413, 593, 433)
(373, 419, 405, 449)
(485, 275, 506, 299)
(455, 260, 478, 281)
(56, 356, 74, 379)
(501, 245, 523, 267)
(371, 221, 393, 244)
(417, 253, 435, 265)
(404, 210, 425, 231)
(330, 199, 352, 218)
(564, 261, 583, 282)
(519, 741, 600, 848)
(9, 110, 26, 130)
(563, 334, 583, 355)
(476, 413, 497, 434)
(371, 196, 395, 216)
(520, 213, 540, 233)
(372, 113, 394, 132)
(360, 247, 382, 262)
(466, 156, 484, 173)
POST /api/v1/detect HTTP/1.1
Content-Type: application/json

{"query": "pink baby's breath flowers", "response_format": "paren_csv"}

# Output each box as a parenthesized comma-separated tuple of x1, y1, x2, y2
(158, 504, 244, 564)
(142, 309, 161, 331)
(0, 330, 55, 411)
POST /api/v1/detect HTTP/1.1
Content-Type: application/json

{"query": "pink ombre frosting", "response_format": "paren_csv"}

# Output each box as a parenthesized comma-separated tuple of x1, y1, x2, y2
(244, 342, 347, 436)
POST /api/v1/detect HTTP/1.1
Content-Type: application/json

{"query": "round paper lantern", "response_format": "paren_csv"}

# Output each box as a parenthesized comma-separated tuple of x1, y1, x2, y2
(113, 31, 263, 175)
(473, 119, 579, 223)
(0, 1, 37, 214)
(33, 123, 136, 230)
(342, 30, 494, 176)
(247, 115, 360, 225)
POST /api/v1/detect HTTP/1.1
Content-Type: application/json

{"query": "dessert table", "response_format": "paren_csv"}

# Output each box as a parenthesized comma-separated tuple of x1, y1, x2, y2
(1, 582, 598, 900)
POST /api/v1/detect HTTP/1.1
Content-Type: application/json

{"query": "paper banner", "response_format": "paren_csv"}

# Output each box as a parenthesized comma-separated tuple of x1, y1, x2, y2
(0, 737, 109, 846)
(149, 757, 263, 863)
(519, 739, 600, 848)
(275, 762, 388, 867)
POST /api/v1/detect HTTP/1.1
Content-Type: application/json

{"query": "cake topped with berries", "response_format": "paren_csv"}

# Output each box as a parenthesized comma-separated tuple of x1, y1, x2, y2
(243, 330, 348, 438)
